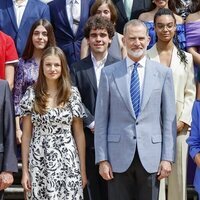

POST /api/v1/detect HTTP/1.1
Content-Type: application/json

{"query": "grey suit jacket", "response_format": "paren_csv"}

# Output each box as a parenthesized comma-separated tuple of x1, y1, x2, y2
(95, 58, 176, 173)
(0, 80, 17, 173)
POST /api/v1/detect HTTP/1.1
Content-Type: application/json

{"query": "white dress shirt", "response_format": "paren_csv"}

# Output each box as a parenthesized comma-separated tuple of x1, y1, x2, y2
(13, 0, 28, 28)
(91, 53, 108, 88)
(126, 55, 146, 103)
(87, 53, 108, 129)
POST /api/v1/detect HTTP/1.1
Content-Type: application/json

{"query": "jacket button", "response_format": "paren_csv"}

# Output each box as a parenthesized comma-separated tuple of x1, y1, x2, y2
(133, 136, 136, 139)
(136, 122, 139, 125)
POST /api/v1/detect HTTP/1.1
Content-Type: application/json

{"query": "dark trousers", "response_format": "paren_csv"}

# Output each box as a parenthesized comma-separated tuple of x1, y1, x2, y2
(84, 148, 108, 200)
(108, 150, 159, 200)
(0, 191, 4, 200)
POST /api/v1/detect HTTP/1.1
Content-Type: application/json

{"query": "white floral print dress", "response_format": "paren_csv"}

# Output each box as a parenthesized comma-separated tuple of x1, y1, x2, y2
(20, 86, 85, 200)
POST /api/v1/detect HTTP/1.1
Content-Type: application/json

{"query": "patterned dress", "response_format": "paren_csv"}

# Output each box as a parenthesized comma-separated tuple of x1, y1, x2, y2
(14, 58, 39, 116)
(20, 86, 85, 200)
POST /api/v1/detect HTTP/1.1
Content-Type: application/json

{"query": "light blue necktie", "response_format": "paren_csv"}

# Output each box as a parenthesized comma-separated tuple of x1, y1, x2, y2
(130, 62, 140, 118)
(124, 0, 132, 20)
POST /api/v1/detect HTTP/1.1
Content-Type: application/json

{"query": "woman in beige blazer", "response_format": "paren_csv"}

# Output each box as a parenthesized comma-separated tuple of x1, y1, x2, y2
(147, 8, 196, 200)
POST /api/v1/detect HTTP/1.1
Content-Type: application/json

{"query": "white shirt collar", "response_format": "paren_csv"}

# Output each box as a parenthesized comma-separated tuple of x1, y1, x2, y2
(13, 0, 28, 7)
(66, 0, 79, 4)
(126, 55, 147, 69)
(91, 52, 108, 68)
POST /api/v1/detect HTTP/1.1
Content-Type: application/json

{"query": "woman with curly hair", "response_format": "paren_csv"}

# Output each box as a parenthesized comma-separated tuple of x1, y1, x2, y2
(147, 8, 196, 200)
(139, 0, 185, 50)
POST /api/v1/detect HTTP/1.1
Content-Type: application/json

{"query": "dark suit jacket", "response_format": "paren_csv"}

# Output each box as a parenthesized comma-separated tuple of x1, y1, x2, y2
(48, 0, 94, 68)
(70, 54, 119, 148)
(112, 0, 152, 34)
(0, 80, 17, 173)
(0, 0, 50, 56)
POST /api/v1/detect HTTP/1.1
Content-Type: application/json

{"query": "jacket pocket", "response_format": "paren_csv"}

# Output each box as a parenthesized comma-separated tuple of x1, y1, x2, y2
(108, 134, 121, 142)
(151, 135, 162, 143)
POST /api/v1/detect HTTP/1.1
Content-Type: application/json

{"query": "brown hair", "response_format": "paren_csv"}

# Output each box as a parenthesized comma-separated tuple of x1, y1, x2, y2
(22, 19, 56, 60)
(90, 0, 118, 24)
(149, 0, 178, 13)
(84, 16, 115, 39)
(33, 47, 71, 114)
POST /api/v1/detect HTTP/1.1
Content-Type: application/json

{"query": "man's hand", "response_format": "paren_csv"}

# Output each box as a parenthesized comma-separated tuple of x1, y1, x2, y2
(0, 172, 14, 190)
(99, 161, 114, 181)
(90, 127, 95, 134)
(194, 153, 200, 168)
(157, 161, 172, 180)
(177, 121, 188, 133)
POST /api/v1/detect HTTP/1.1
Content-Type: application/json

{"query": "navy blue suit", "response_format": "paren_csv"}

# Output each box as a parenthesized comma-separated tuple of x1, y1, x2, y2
(0, 0, 50, 56)
(48, 0, 94, 68)
(112, 0, 152, 34)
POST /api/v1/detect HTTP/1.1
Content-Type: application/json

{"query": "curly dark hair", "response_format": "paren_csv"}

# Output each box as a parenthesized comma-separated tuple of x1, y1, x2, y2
(84, 16, 115, 39)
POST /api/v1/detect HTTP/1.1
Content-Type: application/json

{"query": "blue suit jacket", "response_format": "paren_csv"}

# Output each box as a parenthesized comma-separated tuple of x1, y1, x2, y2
(0, 0, 50, 56)
(187, 100, 200, 194)
(112, 0, 152, 34)
(48, 0, 94, 68)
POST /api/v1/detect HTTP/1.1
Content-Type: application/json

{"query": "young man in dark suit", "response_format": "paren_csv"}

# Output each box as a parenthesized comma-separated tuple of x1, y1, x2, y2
(70, 16, 119, 200)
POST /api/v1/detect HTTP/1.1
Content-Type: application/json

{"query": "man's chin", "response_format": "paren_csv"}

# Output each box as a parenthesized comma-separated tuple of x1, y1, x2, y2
(128, 50, 144, 58)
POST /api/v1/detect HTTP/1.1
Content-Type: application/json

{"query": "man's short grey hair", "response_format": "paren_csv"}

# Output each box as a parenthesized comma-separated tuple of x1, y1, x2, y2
(123, 19, 149, 36)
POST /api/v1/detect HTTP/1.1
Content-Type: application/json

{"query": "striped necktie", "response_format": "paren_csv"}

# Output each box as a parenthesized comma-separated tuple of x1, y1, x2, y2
(130, 62, 140, 118)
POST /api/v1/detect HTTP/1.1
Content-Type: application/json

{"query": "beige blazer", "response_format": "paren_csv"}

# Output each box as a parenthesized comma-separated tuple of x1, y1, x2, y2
(147, 45, 196, 125)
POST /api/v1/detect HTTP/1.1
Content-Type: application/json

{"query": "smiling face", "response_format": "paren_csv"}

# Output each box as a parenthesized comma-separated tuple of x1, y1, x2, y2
(43, 55, 62, 82)
(87, 28, 111, 57)
(155, 15, 176, 42)
(122, 24, 150, 61)
(32, 25, 48, 50)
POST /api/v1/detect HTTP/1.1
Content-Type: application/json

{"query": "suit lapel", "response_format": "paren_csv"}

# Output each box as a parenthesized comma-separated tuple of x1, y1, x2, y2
(115, 0, 128, 21)
(85, 56, 98, 93)
(85, 54, 117, 93)
(113, 60, 135, 118)
(170, 46, 179, 73)
(75, 0, 85, 37)
(6, 0, 18, 32)
(140, 59, 158, 112)
(105, 54, 116, 66)
(55, 0, 74, 36)
(19, 0, 32, 29)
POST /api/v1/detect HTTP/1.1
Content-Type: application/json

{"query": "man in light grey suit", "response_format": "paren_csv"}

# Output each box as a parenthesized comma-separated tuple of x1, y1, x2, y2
(94, 19, 177, 200)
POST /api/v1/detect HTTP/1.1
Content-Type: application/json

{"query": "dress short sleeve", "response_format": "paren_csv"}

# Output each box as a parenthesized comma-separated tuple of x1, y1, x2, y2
(19, 86, 35, 116)
(69, 86, 86, 118)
